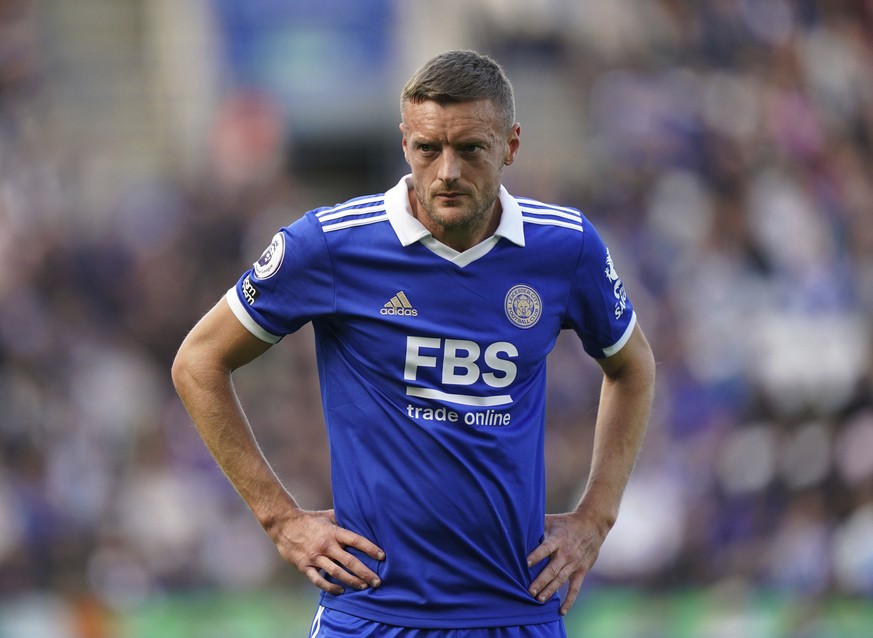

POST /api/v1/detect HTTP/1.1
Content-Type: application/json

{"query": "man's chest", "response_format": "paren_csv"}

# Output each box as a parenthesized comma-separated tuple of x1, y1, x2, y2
(321, 253, 567, 401)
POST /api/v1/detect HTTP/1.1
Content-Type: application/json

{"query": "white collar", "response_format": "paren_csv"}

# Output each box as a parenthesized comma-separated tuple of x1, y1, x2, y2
(383, 174, 525, 266)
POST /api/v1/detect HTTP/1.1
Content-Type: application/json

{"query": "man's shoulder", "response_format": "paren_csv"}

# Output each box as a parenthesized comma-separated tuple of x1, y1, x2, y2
(511, 195, 592, 246)
(307, 192, 391, 235)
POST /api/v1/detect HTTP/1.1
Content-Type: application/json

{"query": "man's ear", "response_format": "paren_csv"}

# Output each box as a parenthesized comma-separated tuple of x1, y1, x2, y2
(504, 123, 521, 166)
(400, 122, 410, 164)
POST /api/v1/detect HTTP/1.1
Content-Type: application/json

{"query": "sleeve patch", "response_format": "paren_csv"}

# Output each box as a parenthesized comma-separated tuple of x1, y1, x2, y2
(253, 231, 285, 279)
(604, 248, 628, 320)
(242, 275, 260, 305)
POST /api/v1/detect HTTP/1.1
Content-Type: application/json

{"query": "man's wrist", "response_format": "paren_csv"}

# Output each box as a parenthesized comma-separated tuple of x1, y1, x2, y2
(574, 487, 621, 540)
(253, 494, 302, 536)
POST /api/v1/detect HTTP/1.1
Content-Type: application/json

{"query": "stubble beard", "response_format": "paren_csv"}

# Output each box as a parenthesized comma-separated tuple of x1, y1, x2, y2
(414, 180, 500, 236)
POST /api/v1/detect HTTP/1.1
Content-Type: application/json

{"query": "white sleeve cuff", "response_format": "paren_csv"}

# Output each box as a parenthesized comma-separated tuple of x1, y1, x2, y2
(601, 311, 636, 358)
(225, 287, 282, 344)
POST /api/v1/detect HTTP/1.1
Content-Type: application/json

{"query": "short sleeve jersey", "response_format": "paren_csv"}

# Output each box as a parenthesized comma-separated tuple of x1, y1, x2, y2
(227, 175, 636, 628)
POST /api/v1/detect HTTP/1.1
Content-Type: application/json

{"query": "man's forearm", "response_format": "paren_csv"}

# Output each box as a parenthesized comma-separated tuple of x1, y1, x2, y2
(527, 328, 654, 614)
(577, 328, 656, 534)
(171, 299, 385, 594)
(172, 346, 299, 530)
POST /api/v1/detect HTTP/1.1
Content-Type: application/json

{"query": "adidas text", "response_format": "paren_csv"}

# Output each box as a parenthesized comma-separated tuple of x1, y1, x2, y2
(381, 307, 418, 316)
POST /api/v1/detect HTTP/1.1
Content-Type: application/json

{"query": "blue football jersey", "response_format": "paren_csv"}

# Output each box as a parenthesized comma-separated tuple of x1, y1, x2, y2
(227, 175, 636, 628)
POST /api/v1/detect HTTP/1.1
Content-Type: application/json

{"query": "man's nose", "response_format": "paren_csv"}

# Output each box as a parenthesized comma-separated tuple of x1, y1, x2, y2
(437, 149, 461, 183)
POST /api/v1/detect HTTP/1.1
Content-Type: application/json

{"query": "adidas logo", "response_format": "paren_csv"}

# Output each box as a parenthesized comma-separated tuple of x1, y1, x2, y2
(381, 291, 418, 316)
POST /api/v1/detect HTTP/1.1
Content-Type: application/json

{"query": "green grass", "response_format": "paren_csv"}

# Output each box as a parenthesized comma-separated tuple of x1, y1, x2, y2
(11, 587, 863, 638)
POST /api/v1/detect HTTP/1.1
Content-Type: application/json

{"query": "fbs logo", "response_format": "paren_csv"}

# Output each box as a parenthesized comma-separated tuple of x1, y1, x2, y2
(381, 291, 418, 316)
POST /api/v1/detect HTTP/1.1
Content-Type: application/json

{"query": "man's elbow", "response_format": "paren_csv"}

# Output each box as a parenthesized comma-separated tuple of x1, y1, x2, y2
(171, 337, 214, 398)
(638, 338, 656, 384)
(170, 343, 194, 397)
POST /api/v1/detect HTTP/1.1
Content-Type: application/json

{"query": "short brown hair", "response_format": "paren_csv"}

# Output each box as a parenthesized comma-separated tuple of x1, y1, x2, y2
(401, 50, 516, 132)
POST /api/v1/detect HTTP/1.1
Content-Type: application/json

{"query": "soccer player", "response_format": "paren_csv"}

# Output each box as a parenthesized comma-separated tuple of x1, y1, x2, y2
(172, 50, 655, 637)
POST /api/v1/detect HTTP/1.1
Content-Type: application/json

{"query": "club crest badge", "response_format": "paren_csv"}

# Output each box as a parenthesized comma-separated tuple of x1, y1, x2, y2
(253, 232, 285, 280)
(505, 284, 542, 329)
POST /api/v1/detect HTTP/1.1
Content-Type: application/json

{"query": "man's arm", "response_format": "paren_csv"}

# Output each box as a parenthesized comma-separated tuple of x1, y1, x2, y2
(527, 322, 655, 615)
(171, 298, 384, 594)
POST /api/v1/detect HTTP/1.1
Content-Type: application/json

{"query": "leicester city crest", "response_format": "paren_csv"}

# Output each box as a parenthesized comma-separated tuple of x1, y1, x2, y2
(505, 284, 542, 329)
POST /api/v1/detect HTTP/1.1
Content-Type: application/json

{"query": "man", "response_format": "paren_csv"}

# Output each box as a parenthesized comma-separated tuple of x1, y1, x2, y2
(172, 50, 655, 636)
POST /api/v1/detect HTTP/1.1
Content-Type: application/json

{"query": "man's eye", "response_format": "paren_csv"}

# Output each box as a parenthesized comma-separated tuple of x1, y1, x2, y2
(461, 144, 480, 153)
(417, 144, 434, 153)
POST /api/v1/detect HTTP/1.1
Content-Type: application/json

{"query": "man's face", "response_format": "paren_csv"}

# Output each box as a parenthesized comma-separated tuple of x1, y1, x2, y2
(400, 99, 520, 250)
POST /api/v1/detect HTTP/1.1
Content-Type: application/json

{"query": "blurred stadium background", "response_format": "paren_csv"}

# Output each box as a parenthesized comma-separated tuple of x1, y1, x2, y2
(1, 0, 872, 636)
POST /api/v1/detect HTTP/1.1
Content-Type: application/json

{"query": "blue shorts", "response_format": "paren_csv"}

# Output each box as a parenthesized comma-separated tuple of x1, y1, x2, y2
(308, 606, 567, 638)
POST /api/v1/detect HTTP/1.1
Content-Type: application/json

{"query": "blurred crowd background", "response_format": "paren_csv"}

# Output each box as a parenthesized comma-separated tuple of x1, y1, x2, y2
(1, 0, 872, 636)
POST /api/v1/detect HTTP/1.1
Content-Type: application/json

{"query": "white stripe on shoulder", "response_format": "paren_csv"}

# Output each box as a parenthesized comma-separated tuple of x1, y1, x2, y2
(518, 199, 584, 233)
(515, 198, 582, 217)
(317, 203, 386, 223)
(315, 194, 385, 218)
(322, 213, 390, 233)
(520, 206, 583, 224)
(521, 215, 585, 233)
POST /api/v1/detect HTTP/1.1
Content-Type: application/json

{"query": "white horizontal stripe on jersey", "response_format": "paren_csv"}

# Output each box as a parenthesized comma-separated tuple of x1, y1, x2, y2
(315, 195, 385, 218)
(520, 216, 585, 233)
(321, 213, 390, 233)
(406, 386, 513, 407)
(515, 199, 582, 217)
(518, 206, 583, 224)
(317, 203, 386, 223)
